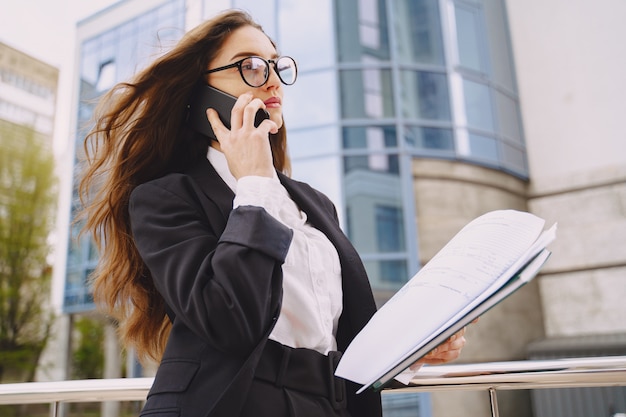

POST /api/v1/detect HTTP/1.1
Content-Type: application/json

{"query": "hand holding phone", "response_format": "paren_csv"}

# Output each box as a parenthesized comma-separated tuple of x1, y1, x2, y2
(187, 84, 270, 141)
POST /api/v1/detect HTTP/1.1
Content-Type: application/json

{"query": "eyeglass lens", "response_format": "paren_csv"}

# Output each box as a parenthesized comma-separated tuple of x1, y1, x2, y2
(241, 57, 296, 87)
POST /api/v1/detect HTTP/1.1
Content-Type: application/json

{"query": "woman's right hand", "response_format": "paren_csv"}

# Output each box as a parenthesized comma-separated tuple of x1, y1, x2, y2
(206, 92, 278, 179)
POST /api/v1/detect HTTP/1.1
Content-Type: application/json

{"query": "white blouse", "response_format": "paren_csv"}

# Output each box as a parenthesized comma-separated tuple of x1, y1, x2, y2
(207, 148, 343, 354)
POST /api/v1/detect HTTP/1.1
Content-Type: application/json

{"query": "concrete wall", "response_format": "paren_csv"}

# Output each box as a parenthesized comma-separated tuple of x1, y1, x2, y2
(529, 168, 626, 337)
(506, 0, 626, 339)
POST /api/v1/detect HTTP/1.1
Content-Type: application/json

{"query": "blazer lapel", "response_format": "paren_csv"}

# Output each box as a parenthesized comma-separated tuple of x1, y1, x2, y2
(186, 157, 235, 223)
(277, 173, 348, 253)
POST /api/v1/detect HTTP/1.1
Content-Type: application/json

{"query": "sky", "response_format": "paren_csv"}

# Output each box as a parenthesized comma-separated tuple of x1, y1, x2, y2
(0, 0, 120, 155)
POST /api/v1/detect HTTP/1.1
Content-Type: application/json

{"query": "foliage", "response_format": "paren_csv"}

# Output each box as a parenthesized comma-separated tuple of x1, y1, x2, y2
(72, 316, 105, 379)
(0, 122, 57, 382)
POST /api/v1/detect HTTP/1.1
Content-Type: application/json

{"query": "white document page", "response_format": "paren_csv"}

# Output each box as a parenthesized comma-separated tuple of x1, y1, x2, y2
(335, 210, 549, 386)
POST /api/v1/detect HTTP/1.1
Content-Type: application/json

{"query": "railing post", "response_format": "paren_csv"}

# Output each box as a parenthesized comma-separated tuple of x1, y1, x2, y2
(488, 387, 499, 417)
(50, 401, 60, 417)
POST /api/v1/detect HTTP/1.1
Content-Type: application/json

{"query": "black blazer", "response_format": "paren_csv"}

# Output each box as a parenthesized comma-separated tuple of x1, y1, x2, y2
(129, 157, 382, 417)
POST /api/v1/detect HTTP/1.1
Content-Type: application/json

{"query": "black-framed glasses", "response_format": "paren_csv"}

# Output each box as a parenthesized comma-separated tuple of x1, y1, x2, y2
(204, 56, 298, 87)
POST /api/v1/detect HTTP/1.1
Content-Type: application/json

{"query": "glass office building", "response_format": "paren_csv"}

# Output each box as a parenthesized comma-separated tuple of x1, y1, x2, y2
(66, 0, 524, 311)
(64, 0, 525, 415)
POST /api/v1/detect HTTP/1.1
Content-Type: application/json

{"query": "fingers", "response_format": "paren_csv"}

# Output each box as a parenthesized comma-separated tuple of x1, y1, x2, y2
(227, 92, 252, 130)
(242, 101, 278, 136)
(207, 93, 276, 179)
(412, 321, 479, 368)
(420, 328, 468, 365)
(231, 93, 276, 133)
(206, 108, 226, 140)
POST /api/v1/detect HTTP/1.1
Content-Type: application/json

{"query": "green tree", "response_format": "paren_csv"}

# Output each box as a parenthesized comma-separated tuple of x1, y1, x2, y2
(72, 316, 104, 380)
(0, 122, 57, 382)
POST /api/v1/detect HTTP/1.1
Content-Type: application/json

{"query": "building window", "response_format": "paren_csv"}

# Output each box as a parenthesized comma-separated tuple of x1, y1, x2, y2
(451, 0, 527, 177)
(379, 260, 407, 284)
(462, 78, 495, 133)
(405, 126, 455, 153)
(96, 60, 116, 92)
(336, 0, 390, 62)
(494, 90, 523, 143)
(383, 391, 427, 417)
(340, 69, 395, 119)
(454, 3, 489, 74)
(400, 70, 451, 121)
(468, 133, 499, 163)
(393, 0, 445, 65)
(343, 126, 397, 150)
(375, 205, 405, 252)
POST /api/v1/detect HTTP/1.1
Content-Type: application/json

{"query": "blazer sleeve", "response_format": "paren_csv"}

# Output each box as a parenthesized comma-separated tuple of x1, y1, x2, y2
(128, 176, 294, 356)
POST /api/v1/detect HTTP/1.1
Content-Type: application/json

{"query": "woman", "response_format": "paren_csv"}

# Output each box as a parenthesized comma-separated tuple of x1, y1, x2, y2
(79, 9, 466, 417)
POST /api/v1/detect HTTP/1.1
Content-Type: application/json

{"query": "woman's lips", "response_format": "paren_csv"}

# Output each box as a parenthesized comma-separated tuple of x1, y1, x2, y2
(264, 97, 281, 108)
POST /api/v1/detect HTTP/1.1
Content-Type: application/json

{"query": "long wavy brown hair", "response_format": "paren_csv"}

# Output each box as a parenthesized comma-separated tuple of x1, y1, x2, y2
(78, 10, 291, 363)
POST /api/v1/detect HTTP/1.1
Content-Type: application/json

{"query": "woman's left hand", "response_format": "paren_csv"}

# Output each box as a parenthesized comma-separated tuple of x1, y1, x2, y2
(409, 327, 467, 370)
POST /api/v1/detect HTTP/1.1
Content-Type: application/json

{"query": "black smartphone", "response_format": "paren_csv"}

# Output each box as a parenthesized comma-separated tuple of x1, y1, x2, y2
(187, 84, 270, 140)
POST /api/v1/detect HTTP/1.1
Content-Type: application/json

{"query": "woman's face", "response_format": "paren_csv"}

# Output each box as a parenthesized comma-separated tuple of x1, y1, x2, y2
(207, 25, 284, 129)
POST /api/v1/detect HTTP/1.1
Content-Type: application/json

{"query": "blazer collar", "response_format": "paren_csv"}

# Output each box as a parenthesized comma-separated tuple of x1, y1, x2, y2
(277, 172, 337, 236)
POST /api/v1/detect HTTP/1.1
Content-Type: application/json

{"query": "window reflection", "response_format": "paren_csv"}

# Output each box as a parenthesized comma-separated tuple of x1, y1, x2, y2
(501, 142, 527, 174)
(394, 0, 445, 65)
(379, 260, 408, 284)
(482, 0, 516, 91)
(495, 90, 522, 142)
(405, 126, 454, 152)
(234, 0, 276, 39)
(382, 392, 425, 417)
(359, 0, 380, 49)
(80, 39, 99, 86)
(283, 71, 337, 128)
(344, 154, 404, 257)
(78, 0, 185, 106)
(401, 70, 451, 121)
(118, 20, 139, 81)
(336, 0, 390, 62)
(340, 69, 394, 119)
(67, 222, 83, 268)
(88, 239, 99, 262)
(455, 4, 488, 74)
(376, 205, 405, 252)
(96, 60, 116, 92)
(363, 259, 408, 289)
(468, 133, 498, 163)
(463, 79, 495, 132)
(288, 127, 339, 159)
(343, 126, 397, 149)
(344, 154, 399, 175)
(277, 0, 335, 71)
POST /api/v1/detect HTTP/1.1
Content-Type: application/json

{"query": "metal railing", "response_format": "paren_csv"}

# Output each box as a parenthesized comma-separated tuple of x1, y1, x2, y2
(1, 356, 625, 417)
